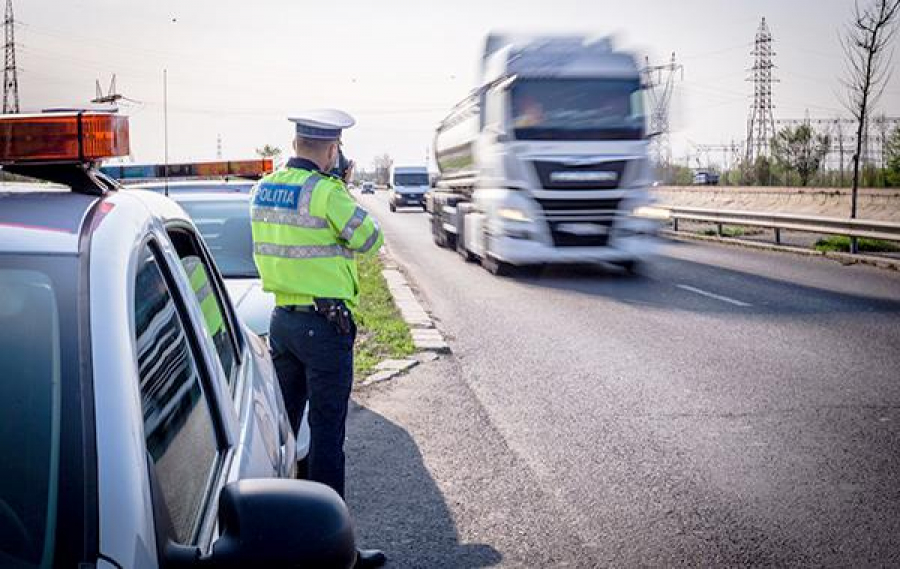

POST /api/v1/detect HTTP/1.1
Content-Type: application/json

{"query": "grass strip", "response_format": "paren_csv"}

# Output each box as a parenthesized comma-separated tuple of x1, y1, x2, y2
(815, 236, 900, 253)
(354, 253, 415, 379)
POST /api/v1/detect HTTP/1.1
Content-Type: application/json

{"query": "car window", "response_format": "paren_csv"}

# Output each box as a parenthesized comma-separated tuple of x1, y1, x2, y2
(0, 267, 63, 567)
(176, 200, 257, 278)
(181, 255, 238, 382)
(167, 227, 241, 387)
(134, 245, 221, 544)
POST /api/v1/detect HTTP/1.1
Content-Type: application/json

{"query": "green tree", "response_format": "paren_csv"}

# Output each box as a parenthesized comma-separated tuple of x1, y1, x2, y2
(255, 144, 283, 167)
(771, 124, 831, 186)
(886, 125, 900, 186)
(753, 156, 774, 186)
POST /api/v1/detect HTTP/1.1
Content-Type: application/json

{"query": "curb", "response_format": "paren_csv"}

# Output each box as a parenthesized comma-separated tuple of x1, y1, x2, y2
(362, 250, 450, 386)
(661, 230, 900, 271)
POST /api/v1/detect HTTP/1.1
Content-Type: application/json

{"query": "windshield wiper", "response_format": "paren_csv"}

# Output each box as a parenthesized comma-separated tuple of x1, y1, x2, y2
(225, 272, 259, 279)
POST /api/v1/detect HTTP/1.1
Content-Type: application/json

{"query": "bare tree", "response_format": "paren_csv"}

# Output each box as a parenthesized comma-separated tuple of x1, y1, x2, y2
(840, 0, 900, 250)
(371, 153, 393, 185)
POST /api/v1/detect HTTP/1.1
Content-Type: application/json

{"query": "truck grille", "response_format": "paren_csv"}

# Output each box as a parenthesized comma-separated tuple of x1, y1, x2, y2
(532, 160, 626, 190)
(534, 197, 622, 247)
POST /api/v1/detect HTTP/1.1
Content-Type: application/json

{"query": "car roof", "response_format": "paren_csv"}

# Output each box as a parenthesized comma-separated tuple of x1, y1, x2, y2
(0, 183, 98, 254)
(0, 183, 194, 255)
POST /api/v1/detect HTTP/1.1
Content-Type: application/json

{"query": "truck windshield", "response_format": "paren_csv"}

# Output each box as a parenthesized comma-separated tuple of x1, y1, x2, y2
(510, 78, 645, 141)
(0, 254, 82, 567)
(394, 173, 429, 186)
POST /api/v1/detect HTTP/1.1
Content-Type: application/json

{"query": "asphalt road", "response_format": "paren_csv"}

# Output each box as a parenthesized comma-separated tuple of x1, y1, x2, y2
(346, 191, 900, 567)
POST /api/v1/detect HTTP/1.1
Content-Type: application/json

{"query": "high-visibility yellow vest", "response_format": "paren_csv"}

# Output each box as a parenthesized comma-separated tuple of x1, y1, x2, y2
(250, 166, 383, 310)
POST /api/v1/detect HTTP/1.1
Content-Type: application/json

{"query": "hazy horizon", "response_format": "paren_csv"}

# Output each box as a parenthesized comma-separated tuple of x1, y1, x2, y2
(16, 0, 900, 170)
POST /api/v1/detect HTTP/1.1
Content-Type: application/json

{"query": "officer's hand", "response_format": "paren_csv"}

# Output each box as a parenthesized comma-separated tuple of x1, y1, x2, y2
(342, 160, 355, 184)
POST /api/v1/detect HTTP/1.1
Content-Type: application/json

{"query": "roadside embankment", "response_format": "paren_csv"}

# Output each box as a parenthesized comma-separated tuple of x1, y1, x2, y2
(654, 186, 900, 222)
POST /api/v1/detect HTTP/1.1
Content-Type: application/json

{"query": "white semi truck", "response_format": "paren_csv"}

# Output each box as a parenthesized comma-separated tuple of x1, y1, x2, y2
(427, 34, 660, 275)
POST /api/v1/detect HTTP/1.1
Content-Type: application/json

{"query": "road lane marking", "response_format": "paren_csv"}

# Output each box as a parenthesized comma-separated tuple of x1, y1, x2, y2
(676, 284, 753, 307)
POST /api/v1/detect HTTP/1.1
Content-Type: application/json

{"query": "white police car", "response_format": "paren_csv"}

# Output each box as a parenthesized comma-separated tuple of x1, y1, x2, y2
(0, 112, 355, 568)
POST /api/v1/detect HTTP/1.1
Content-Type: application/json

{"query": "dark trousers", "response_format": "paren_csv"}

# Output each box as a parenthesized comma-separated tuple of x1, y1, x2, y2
(269, 307, 356, 498)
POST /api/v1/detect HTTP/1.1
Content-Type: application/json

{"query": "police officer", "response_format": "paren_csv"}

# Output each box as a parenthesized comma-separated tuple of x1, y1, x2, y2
(250, 109, 386, 568)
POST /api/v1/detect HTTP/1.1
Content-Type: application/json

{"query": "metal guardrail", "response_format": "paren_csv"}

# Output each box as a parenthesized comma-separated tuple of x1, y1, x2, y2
(658, 205, 900, 246)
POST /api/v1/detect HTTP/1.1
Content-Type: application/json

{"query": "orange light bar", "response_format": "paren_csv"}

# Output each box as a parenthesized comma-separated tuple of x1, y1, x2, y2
(103, 158, 274, 181)
(0, 112, 130, 164)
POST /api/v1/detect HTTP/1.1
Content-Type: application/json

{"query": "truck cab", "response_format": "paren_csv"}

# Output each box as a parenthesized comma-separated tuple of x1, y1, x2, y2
(430, 34, 660, 275)
(388, 165, 429, 212)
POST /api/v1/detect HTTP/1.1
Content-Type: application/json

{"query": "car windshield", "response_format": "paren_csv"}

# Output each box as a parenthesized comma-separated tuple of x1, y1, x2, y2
(0, 255, 80, 568)
(510, 78, 645, 141)
(177, 199, 258, 278)
(393, 173, 429, 186)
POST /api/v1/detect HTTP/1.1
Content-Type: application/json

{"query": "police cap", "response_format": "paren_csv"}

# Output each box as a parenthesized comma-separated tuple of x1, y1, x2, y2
(288, 109, 356, 140)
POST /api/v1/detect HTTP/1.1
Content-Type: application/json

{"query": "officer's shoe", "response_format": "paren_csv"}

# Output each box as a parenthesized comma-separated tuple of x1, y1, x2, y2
(355, 548, 387, 568)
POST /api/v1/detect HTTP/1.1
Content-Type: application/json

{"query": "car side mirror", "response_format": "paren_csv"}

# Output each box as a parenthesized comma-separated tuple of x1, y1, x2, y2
(168, 479, 356, 568)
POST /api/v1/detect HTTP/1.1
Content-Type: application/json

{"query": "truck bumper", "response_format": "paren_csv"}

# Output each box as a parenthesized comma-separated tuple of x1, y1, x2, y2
(490, 233, 659, 265)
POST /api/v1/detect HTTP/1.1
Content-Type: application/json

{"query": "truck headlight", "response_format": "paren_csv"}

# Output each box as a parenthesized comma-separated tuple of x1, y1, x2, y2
(631, 206, 670, 220)
(497, 207, 531, 222)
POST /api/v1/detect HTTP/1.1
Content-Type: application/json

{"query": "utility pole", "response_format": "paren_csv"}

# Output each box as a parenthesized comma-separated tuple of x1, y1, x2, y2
(642, 52, 683, 171)
(745, 17, 777, 166)
(3, 0, 19, 113)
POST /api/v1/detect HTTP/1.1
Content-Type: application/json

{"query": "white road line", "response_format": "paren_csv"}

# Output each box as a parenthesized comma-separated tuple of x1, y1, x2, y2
(676, 284, 753, 307)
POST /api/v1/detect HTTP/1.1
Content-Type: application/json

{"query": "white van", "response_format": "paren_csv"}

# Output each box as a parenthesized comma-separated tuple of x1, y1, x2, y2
(388, 165, 430, 212)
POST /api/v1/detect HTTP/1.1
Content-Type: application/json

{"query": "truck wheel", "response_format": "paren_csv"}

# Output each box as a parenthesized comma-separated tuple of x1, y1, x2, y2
(458, 240, 477, 262)
(432, 216, 452, 248)
(481, 254, 514, 276)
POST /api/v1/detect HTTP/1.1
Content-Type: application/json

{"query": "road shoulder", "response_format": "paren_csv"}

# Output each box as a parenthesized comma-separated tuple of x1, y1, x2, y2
(346, 356, 594, 567)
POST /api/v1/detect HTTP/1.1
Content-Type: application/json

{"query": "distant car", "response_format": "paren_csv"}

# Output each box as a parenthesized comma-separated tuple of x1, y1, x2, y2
(693, 171, 720, 186)
(361, 181, 375, 194)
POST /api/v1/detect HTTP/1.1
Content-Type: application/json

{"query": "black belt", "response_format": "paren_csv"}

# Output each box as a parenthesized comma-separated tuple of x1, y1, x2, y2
(281, 304, 316, 313)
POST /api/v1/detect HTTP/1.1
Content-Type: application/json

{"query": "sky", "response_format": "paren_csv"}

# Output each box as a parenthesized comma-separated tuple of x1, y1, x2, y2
(15, 0, 900, 170)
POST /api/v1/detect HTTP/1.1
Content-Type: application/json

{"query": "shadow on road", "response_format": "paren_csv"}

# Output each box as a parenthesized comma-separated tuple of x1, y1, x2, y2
(346, 403, 502, 568)
(508, 249, 900, 318)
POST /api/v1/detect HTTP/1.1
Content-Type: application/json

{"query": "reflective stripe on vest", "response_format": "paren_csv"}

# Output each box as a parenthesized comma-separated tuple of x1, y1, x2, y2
(339, 206, 368, 242)
(358, 221, 382, 253)
(250, 174, 327, 229)
(253, 242, 354, 260)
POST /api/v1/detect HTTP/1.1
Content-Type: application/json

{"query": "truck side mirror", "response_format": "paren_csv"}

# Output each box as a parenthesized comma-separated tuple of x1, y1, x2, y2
(484, 124, 508, 143)
(172, 479, 356, 568)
